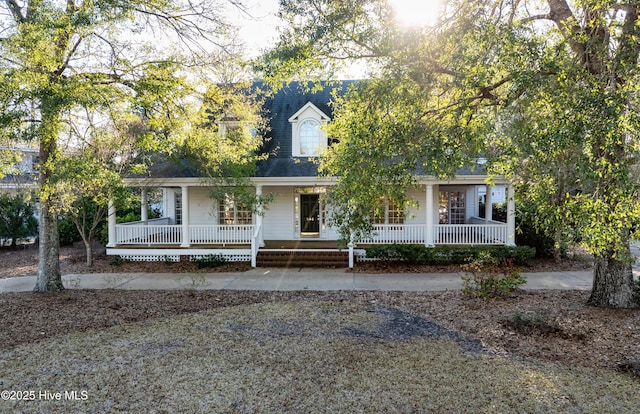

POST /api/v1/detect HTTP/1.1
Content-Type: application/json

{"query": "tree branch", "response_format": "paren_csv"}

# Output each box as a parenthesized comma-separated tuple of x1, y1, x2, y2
(3, 0, 25, 23)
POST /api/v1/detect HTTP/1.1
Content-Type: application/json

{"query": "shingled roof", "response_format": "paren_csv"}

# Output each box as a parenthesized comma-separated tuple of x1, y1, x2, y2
(255, 80, 356, 177)
(136, 80, 486, 180)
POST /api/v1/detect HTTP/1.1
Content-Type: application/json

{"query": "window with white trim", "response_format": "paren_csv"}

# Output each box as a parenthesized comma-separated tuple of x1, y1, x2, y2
(218, 195, 252, 225)
(372, 196, 405, 224)
(175, 193, 182, 225)
(439, 191, 465, 224)
(299, 120, 321, 155)
(289, 102, 330, 157)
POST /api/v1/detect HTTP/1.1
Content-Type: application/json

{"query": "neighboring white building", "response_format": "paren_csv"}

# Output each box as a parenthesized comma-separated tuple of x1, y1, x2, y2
(0, 146, 39, 195)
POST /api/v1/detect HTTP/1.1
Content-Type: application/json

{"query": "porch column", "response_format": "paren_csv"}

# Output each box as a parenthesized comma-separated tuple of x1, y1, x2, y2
(141, 188, 148, 223)
(485, 185, 492, 222)
(425, 184, 435, 247)
(506, 184, 516, 246)
(180, 185, 191, 247)
(255, 185, 265, 247)
(107, 199, 116, 247)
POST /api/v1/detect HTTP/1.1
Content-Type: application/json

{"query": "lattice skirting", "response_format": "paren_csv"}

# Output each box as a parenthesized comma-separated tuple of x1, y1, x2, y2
(107, 248, 252, 263)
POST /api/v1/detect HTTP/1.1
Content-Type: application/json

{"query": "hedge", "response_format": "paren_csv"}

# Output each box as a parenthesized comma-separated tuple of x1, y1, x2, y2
(364, 244, 536, 266)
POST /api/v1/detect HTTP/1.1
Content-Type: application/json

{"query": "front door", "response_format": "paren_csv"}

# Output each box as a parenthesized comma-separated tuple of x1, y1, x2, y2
(300, 194, 320, 235)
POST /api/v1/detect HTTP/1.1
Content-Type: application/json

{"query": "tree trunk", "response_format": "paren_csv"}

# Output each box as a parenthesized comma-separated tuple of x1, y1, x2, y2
(84, 239, 93, 267)
(33, 108, 64, 293)
(588, 248, 637, 308)
(34, 198, 63, 292)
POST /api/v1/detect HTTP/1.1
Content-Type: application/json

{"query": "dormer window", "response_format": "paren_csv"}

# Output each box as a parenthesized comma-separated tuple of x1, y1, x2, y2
(289, 102, 331, 157)
(299, 120, 321, 155)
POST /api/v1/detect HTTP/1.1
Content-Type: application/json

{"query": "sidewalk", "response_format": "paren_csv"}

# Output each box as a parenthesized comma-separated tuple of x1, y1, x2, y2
(0, 268, 596, 293)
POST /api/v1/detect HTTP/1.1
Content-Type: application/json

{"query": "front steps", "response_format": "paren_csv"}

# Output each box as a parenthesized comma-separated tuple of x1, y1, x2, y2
(256, 250, 349, 268)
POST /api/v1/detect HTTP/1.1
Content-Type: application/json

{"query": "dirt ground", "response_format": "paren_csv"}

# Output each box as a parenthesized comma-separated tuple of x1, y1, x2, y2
(1, 243, 639, 379)
(0, 241, 594, 279)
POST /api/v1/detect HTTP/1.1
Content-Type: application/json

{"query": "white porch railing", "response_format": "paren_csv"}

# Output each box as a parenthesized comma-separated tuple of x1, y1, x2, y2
(115, 224, 182, 245)
(115, 222, 255, 245)
(435, 224, 507, 245)
(251, 224, 262, 267)
(190, 224, 254, 245)
(362, 225, 427, 244)
(362, 223, 507, 245)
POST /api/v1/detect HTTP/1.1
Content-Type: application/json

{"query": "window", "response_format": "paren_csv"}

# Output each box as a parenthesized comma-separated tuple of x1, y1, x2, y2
(372, 196, 405, 225)
(439, 191, 465, 224)
(289, 102, 330, 157)
(31, 155, 40, 174)
(175, 193, 182, 225)
(218, 195, 252, 225)
(299, 120, 321, 155)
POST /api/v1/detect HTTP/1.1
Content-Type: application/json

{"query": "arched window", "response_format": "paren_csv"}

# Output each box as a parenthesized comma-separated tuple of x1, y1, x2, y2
(299, 120, 321, 155)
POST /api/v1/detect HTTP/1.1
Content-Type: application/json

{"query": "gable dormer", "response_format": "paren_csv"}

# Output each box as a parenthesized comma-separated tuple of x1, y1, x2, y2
(288, 102, 331, 157)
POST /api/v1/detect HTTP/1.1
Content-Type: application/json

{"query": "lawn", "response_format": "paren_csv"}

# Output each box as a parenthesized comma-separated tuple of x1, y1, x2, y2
(1, 299, 638, 413)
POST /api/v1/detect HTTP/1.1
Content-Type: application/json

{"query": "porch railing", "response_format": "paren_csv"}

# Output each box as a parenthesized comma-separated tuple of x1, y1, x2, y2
(190, 224, 254, 245)
(435, 224, 507, 245)
(251, 224, 262, 267)
(362, 223, 507, 245)
(115, 222, 255, 245)
(115, 224, 182, 245)
(362, 225, 426, 244)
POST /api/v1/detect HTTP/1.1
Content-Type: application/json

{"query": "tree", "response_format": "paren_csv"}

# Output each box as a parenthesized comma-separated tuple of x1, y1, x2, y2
(52, 154, 124, 267)
(0, 0, 249, 292)
(260, 0, 640, 307)
(0, 193, 37, 249)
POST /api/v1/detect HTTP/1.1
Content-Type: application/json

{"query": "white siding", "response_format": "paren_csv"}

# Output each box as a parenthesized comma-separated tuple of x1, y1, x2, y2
(465, 187, 476, 221)
(262, 186, 294, 240)
(165, 188, 177, 223)
(405, 187, 426, 224)
(323, 203, 341, 240)
(188, 187, 217, 225)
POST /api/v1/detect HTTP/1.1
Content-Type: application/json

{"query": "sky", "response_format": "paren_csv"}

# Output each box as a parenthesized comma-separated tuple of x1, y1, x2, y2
(231, 0, 281, 58)
(231, 0, 442, 58)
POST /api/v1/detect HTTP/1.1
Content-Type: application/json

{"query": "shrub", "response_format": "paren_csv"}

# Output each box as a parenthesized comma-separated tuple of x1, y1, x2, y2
(365, 244, 536, 266)
(109, 255, 124, 266)
(461, 252, 526, 299)
(507, 310, 561, 335)
(193, 254, 228, 269)
(365, 244, 430, 264)
(58, 217, 82, 246)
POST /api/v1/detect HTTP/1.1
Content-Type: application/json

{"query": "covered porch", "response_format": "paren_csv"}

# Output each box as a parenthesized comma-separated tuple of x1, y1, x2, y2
(106, 177, 516, 268)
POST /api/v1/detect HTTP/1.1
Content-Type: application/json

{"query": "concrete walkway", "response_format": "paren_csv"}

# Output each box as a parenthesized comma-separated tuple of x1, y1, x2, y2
(3, 242, 638, 294)
(0, 268, 597, 293)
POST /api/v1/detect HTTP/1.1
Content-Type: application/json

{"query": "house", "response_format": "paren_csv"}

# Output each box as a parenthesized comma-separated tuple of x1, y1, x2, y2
(107, 81, 515, 267)
(0, 145, 39, 195)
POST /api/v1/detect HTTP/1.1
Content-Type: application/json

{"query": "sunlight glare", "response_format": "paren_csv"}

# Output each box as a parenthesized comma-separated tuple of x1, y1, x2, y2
(390, 0, 442, 27)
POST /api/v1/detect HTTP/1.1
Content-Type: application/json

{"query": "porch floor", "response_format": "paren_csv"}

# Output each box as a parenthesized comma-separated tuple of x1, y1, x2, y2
(113, 244, 251, 249)
(263, 240, 343, 249)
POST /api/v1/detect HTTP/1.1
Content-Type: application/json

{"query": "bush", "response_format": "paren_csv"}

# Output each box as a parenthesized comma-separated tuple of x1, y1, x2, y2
(58, 217, 82, 246)
(507, 310, 561, 335)
(109, 255, 124, 266)
(192, 254, 228, 269)
(365, 244, 535, 266)
(461, 252, 526, 299)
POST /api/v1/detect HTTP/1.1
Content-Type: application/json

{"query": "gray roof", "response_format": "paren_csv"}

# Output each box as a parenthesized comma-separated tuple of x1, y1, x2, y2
(255, 81, 355, 177)
(139, 80, 486, 180)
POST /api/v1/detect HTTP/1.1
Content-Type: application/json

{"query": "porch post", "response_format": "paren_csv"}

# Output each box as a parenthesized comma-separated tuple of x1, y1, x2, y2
(506, 184, 516, 246)
(485, 184, 492, 222)
(348, 231, 355, 269)
(255, 185, 265, 247)
(180, 185, 191, 247)
(107, 199, 116, 247)
(141, 188, 148, 223)
(425, 184, 435, 247)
